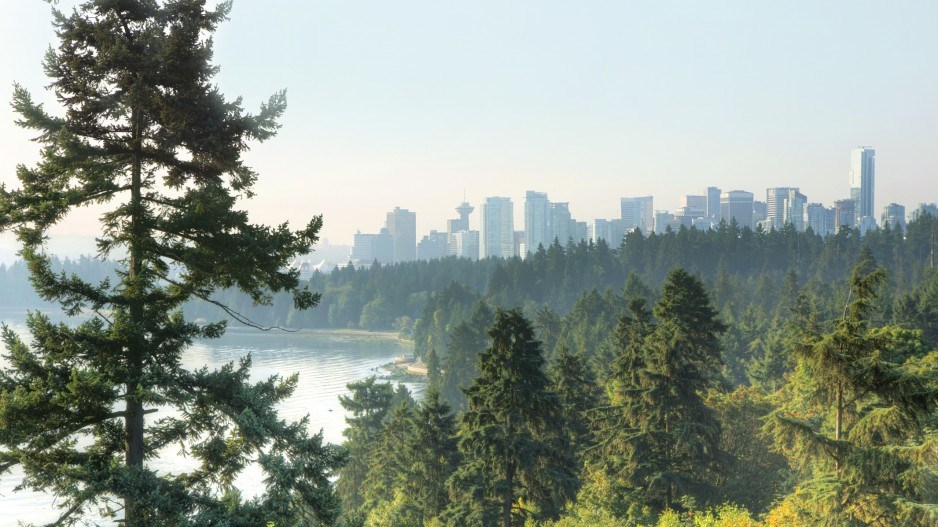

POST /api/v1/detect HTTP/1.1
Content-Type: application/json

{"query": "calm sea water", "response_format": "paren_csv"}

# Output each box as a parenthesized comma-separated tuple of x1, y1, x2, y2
(0, 310, 420, 526)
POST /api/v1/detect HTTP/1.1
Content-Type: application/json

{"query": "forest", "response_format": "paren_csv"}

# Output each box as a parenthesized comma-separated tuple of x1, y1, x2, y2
(323, 218, 938, 527)
(1, 2, 936, 525)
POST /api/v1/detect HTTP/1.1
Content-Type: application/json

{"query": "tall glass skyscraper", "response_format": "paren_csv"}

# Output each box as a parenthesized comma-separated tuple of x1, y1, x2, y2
(524, 191, 550, 254)
(850, 147, 875, 223)
(481, 197, 514, 259)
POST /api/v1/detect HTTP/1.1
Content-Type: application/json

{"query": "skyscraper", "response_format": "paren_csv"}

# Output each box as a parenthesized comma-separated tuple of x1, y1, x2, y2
(386, 207, 416, 263)
(720, 190, 754, 229)
(706, 187, 722, 220)
(620, 196, 654, 235)
(834, 199, 856, 230)
(881, 203, 906, 231)
(767, 187, 808, 231)
(850, 147, 875, 224)
(481, 197, 514, 259)
(550, 202, 573, 245)
(806, 203, 835, 237)
(524, 191, 551, 254)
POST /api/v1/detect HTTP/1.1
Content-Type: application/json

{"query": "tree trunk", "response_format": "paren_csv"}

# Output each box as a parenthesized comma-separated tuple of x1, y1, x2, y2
(124, 105, 146, 527)
(504, 458, 514, 527)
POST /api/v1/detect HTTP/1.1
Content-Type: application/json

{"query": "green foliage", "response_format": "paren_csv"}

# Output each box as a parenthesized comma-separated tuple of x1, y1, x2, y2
(764, 253, 938, 526)
(336, 377, 394, 513)
(595, 270, 727, 513)
(446, 309, 577, 527)
(0, 2, 341, 525)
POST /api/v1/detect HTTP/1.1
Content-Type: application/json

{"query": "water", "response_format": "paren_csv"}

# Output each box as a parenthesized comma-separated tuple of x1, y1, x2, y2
(0, 310, 420, 526)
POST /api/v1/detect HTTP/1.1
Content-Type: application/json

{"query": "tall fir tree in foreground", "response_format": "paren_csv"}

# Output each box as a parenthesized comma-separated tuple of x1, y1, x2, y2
(596, 270, 727, 512)
(445, 309, 577, 527)
(0, 2, 343, 525)
(765, 252, 938, 526)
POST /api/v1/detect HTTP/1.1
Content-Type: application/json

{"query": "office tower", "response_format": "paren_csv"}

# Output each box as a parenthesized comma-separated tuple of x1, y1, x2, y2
(453, 230, 480, 260)
(621, 196, 654, 235)
(351, 228, 394, 266)
(654, 211, 680, 234)
(417, 231, 450, 261)
(678, 195, 707, 221)
(524, 191, 551, 253)
(591, 219, 627, 246)
(720, 190, 754, 229)
(753, 201, 767, 227)
(386, 207, 416, 263)
(573, 221, 588, 244)
(806, 203, 835, 237)
(767, 187, 808, 231)
(550, 202, 573, 245)
(481, 197, 514, 259)
(834, 199, 856, 230)
(707, 187, 722, 219)
(913, 203, 938, 220)
(881, 203, 906, 231)
(850, 147, 875, 224)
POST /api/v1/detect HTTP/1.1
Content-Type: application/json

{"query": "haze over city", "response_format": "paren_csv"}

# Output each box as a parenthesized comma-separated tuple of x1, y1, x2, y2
(3, 0, 938, 256)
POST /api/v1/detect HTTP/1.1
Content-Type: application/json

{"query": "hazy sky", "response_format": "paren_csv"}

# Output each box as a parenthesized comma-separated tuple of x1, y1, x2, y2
(2, 0, 938, 255)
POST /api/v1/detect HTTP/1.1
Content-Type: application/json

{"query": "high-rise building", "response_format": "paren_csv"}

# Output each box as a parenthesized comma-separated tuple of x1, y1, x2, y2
(720, 190, 754, 229)
(417, 230, 450, 261)
(850, 147, 875, 224)
(351, 228, 394, 266)
(591, 219, 627, 246)
(767, 187, 808, 231)
(834, 199, 856, 230)
(913, 203, 938, 220)
(654, 211, 681, 234)
(481, 197, 514, 259)
(621, 196, 654, 235)
(550, 202, 573, 246)
(386, 207, 416, 263)
(452, 230, 480, 260)
(881, 203, 906, 231)
(677, 195, 707, 227)
(524, 191, 551, 254)
(706, 187, 722, 220)
(806, 203, 835, 237)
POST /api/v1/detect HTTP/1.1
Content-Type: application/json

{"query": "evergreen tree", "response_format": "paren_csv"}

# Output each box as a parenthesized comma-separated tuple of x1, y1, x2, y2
(440, 302, 494, 413)
(548, 343, 601, 470)
(597, 270, 727, 512)
(362, 400, 417, 513)
(335, 376, 394, 513)
(0, 2, 341, 525)
(765, 254, 938, 526)
(426, 346, 442, 390)
(445, 309, 577, 527)
(407, 388, 461, 523)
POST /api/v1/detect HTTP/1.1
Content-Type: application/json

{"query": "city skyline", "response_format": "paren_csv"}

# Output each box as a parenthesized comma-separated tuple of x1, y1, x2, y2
(3, 2, 938, 251)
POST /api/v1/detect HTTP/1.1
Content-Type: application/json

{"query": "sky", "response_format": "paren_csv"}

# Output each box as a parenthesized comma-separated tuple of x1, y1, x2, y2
(2, 0, 938, 259)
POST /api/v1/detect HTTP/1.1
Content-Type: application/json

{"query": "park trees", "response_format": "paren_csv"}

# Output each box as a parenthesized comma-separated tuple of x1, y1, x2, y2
(595, 270, 727, 513)
(0, 1, 342, 525)
(446, 309, 577, 527)
(765, 253, 938, 526)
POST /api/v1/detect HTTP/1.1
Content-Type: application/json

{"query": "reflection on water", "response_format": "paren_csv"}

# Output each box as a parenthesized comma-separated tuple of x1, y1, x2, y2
(0, 311, 420, 526)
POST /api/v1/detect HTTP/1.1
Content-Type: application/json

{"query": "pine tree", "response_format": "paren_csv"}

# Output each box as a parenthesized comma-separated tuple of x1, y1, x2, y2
(0, 2, 341, 525)
(597, 270, 727, 512)
(548, 343, 601, 470)
(765, 253, 938, 526)
(335, 376, 394, 514)
(445, 309, 577, 527)
(407, 388, 461, 523)
(426, 346, 442, 390)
